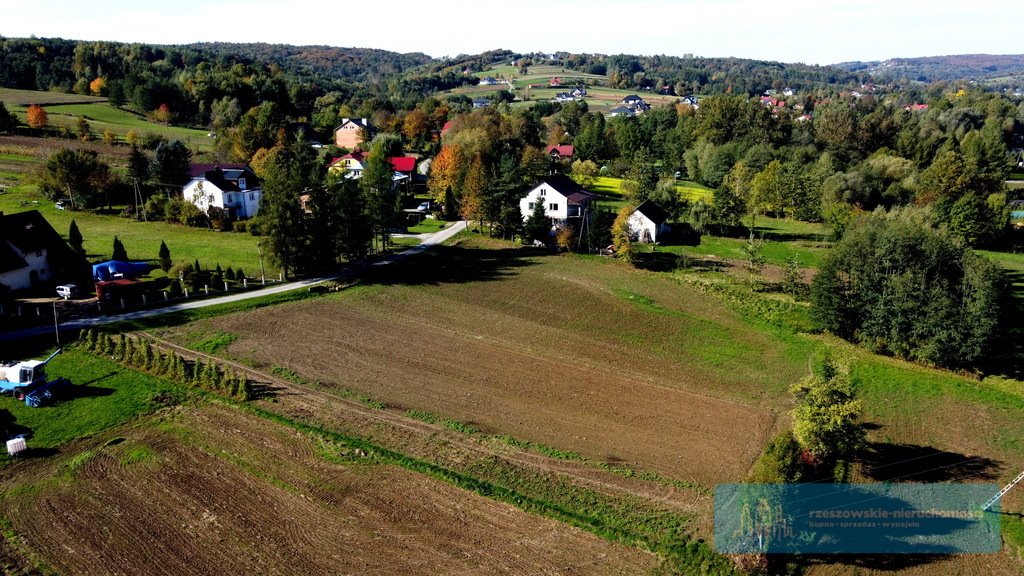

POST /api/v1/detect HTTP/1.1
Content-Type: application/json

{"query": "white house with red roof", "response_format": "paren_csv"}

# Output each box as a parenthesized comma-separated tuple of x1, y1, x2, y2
(327, 153, 417, 183)
(519, 175, 595, 225)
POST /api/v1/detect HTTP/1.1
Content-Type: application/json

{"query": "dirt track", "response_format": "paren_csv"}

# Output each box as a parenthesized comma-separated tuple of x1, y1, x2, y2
(0, 404, 658, 576)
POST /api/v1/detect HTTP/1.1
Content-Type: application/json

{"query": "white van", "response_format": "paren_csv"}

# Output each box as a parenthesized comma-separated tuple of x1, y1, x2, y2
(56, 284, 78, 300)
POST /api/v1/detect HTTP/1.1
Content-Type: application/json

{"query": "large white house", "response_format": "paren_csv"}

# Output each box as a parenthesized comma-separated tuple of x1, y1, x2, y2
(0, 210, 73, 292)
(627, 200, 671, 243)
(519, 175, 596, 225)
(183, 164, 262, 220)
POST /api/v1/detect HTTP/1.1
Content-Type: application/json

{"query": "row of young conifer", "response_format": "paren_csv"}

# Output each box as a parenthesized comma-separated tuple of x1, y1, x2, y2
(78, 329, 252, 401)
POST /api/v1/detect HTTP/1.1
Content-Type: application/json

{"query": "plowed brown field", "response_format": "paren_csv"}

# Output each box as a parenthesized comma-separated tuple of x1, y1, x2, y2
(178, 245, 800, 486)
(0, 404, 657, 575)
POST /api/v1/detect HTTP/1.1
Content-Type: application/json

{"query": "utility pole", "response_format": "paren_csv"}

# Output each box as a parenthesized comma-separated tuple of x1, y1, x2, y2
(982, 470, 1024, 511)
(52, 301, 60, 347)
(257, 240, 266, 282)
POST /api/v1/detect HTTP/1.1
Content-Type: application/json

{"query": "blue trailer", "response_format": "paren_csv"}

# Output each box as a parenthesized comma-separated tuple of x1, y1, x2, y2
(92, 260, 152, 282)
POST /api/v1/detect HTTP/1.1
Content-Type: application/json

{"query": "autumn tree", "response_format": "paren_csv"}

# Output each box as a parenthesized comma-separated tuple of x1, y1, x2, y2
(76, 116, 92, 141)
(89, 76, 106, 96)
(459, 154, 486, 229)
(428, 144, 465, 205)
(611, 205, 635, 263)
(402, 108, 430, 147)
(152, 103, 173, 124)
(790, 360, 864, 475)
(26, 104, 47, 129)
(570, 159, 599, 189)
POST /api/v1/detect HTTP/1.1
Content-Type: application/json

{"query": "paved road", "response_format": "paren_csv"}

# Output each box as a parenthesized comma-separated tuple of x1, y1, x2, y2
(0, 221, 468, 342)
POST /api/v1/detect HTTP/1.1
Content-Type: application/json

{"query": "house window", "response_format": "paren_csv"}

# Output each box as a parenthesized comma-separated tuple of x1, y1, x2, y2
(250, 193, 255, 200)
(226, 194, 232, 203)
(528, 202, 535, 209)
(238, 178, 246, 189)
(35, 250, 42, 257)
(549, 203, 558, 211)
(539, 188, 546, 197)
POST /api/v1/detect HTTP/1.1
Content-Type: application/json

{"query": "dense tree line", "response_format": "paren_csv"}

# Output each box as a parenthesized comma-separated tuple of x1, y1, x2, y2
(811, 208, 1006, 369)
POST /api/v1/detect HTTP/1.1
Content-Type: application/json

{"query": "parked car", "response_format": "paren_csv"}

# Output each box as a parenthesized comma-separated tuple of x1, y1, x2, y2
(416, 201, 436, 212)
(56, 284, 78, 300)
(54, 200, 66, 210)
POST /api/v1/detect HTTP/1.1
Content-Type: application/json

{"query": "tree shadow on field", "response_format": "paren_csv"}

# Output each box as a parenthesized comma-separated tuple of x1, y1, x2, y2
(859, 441, 1003, 482)
(364, 245, 539, 287)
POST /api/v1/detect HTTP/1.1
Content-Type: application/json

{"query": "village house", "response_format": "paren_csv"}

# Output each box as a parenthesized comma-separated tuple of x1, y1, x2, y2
(519, 175, 595, 226)
(627, 201, 671, 243)
(0, 210, 75, 292)
(334, 117, 374, 149)
(545, 144, 574, 162)
(478, 76, 498, 86)
(183, 164, 262, 220)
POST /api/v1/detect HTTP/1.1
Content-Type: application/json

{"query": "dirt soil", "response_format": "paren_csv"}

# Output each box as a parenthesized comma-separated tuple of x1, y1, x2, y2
(194, 265, 782, 487)
(0, 404, 657, 576)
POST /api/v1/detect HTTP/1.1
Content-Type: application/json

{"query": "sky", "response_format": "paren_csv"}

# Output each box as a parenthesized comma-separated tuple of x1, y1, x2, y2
(1, 0, 1019, 65)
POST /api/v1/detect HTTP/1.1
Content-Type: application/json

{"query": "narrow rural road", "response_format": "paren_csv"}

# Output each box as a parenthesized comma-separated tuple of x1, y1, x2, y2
(0, 220, 468, 342)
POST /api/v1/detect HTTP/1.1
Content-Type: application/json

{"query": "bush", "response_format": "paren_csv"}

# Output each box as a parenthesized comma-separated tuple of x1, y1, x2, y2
(232, 220, 248, 233)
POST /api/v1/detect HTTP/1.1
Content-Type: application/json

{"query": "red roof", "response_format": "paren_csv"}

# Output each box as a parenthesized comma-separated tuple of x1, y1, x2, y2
(545, 145, 574, 158)
(441, 121, 453, 135)
(389, 156, 417, 173)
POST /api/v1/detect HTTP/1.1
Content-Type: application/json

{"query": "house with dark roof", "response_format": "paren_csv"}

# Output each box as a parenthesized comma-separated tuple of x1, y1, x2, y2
(479, 76, 498, 86)
(334, 117, 374, 149)
(472, 97, 491, 109)
(627, 201, 671, 243)
(0, 210, 75, 292)
(608, 105, 635, 118)
(183, 165, 262, 219)
(519, 175, 596, 225)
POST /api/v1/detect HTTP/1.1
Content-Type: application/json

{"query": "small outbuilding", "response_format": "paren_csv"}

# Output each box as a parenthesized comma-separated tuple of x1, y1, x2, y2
(628, 201, 671, 243)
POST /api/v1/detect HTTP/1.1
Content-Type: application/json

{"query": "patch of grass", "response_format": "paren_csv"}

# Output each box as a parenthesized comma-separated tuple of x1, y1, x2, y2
(118, 442, 158, 466)
(500, 435, 585, 461)
(406, 409, 478, 433)
(0, 87, 106, 106)
(390, 236, 422, 248)
(0, 349, 185, 461)
(191, 331, 238, 354)
(63, 449, 98, 476)
(406, 218, 448, 234)
(111, 287, 320, 332)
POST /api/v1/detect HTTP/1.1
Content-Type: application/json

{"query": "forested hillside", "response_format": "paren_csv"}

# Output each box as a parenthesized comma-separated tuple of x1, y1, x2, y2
(836, 54, 1024, 86)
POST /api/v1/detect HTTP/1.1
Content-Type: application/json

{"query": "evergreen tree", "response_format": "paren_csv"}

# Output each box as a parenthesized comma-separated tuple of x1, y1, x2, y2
(523, 195, 551, 244)
(111, 236, 128, 261)
(68, 220, 85, 257)
(158, 241, 172, 272)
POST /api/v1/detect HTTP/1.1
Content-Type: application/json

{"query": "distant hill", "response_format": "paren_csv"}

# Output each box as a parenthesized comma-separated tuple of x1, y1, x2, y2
(834, 54, 1024, 84)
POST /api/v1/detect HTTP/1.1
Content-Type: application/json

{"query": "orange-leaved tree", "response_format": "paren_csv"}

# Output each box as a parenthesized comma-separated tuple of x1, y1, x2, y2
(26, 104, 47, 129)
(428, 144, 464, 205)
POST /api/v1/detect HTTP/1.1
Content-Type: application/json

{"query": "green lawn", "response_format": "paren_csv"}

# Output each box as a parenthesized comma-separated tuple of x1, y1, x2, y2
(0, 87, 106, 106)
(406, 218, 449, 234)
(17, 102, 213, 152)
(0, 187, 276, 277)
(0, 349, 183, 459)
